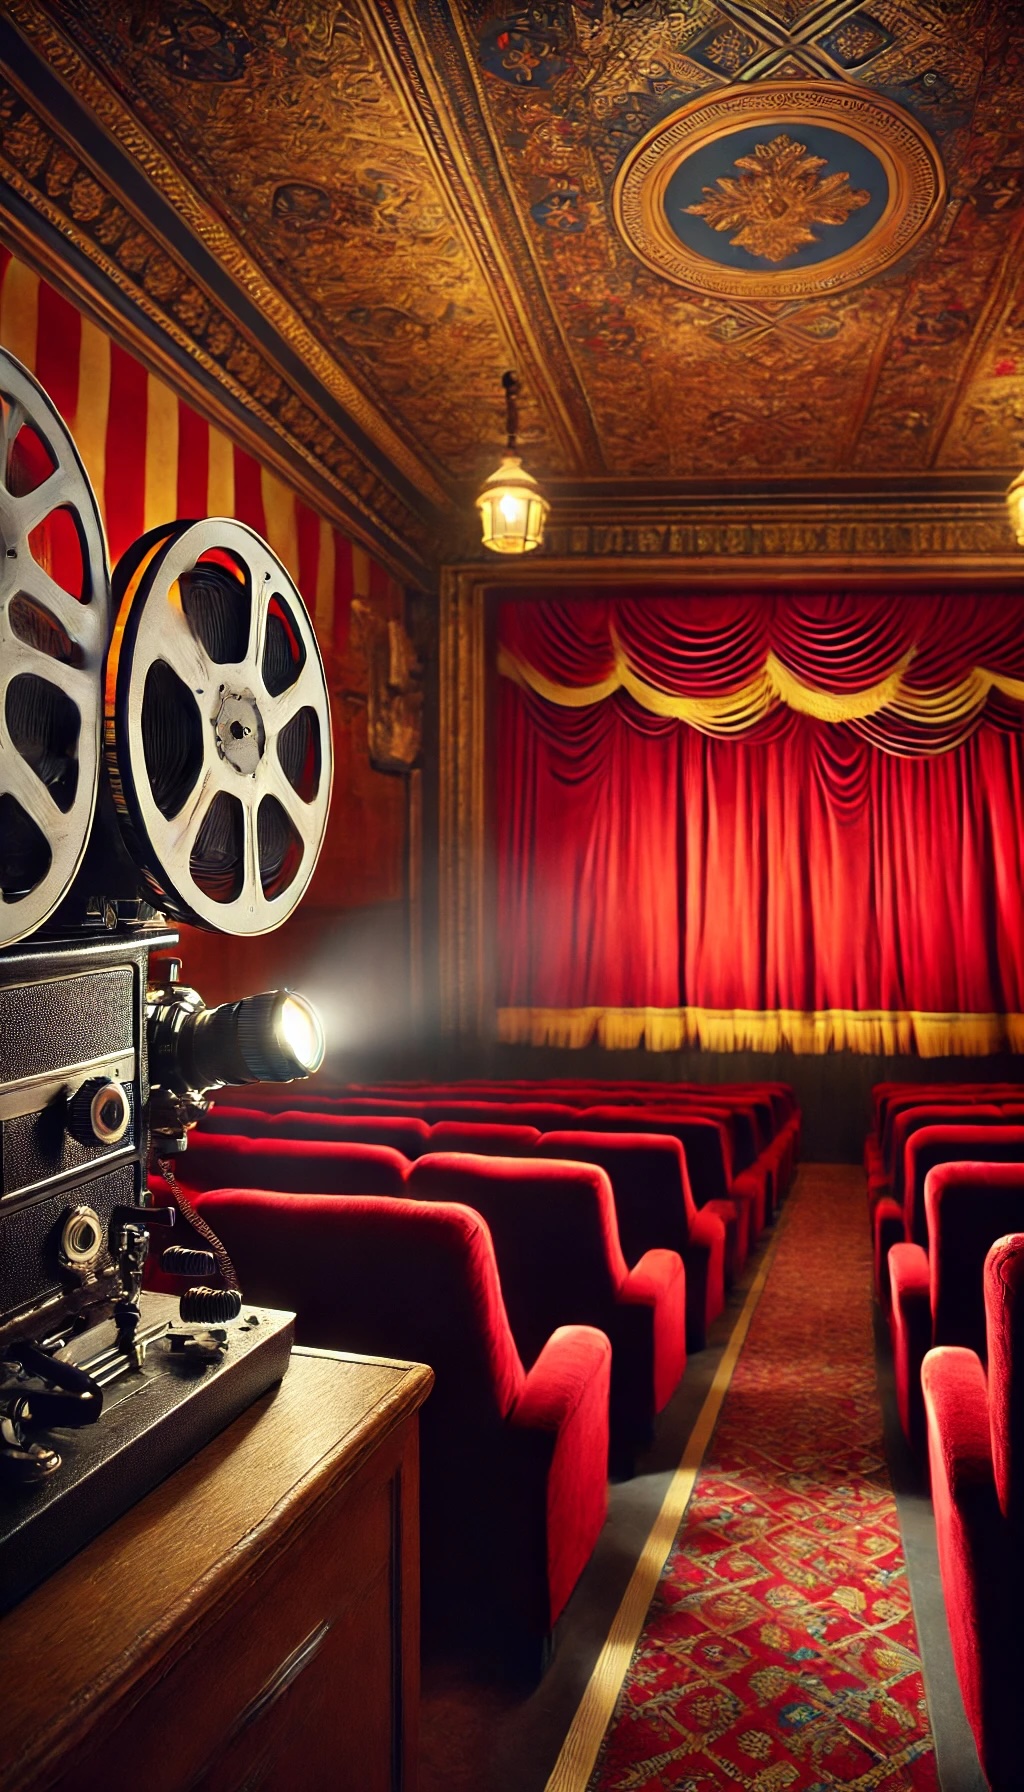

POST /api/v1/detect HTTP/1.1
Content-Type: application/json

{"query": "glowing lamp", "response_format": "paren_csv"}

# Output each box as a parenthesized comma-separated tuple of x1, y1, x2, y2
(1008, 470, 1024, 545)
(476, 372, 549, 555)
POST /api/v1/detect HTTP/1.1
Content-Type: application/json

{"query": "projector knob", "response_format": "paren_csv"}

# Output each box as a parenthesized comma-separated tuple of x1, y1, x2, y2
(68, 1079, 132, 1147)
(161, 1247, 216, 1279)
(179, 1287, 242, 1324)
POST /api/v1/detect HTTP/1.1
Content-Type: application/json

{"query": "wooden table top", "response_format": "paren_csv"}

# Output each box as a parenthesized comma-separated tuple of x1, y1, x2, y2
(0, 1347, 433, 1789)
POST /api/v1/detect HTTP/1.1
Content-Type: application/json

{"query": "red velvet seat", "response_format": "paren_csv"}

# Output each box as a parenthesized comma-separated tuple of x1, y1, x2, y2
(177, 1132, 410, 1195)
(537, 1130, 727, 1350)
(579, 1106, 760, 1263)
(874, 1117, 1024, 1306)
(890, 1159, 1024, 1450)
(923, 1232, 1024, 1791)
(426, 1121, 541, 1156)
(193, 1189, 611, 1668)
(201, 1107, 433, 1156)
(406, 1152, 686, 1469)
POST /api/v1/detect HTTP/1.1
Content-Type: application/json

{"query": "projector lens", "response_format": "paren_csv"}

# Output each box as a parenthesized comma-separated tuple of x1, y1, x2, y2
(277, 994, 325, 1074)
(148, 985, 326, 1093)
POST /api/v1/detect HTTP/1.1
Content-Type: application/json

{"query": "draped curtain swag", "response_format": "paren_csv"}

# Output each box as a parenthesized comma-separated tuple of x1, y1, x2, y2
(496, 594, 1024, 1056)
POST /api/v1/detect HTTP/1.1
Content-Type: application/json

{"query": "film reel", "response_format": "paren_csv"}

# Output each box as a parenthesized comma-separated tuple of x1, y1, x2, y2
(0, 350, 110, 947)
(107, 518, 333, 933)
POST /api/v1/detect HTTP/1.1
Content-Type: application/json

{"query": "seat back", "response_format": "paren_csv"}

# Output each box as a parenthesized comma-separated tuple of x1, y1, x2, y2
(179, 1132, 410, 1194)
(538, 1130, 694, 1263)
(202, 1108, 432, 1155)
(193, 1190, 523, 1433)
(427, 1121, 540, 1157)
(904, 1120, 1024, 1243)
(581, 1107, 732, 1203)
(926, 1159, 1024, 1358)
(407, 1152, 626, 1367)
(985, 1232, 1024, 1530)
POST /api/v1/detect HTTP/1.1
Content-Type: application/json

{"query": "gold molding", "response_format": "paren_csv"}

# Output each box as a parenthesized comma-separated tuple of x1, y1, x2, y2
(3, 0, 451, 512)
(0, 85, 431, 582)
(438, 569, 488, 1038)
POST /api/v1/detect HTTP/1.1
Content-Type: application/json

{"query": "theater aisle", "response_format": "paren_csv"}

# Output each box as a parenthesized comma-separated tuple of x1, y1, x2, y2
(574, 1164, 937, 1791)
(420, 1168, 946, 1792)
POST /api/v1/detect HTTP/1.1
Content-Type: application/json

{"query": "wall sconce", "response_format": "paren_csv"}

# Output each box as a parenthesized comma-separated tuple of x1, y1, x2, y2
(476, 371, 549, 555)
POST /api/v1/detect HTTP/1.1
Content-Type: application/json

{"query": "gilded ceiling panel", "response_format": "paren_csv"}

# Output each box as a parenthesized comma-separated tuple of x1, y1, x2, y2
(32, 0, 568, 479)
(19, 0, 1024, 492)
(447, 0, 1021, 477)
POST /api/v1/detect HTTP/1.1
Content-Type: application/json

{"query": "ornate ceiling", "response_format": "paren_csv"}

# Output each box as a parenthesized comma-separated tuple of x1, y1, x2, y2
(0, 0, 1022, 577)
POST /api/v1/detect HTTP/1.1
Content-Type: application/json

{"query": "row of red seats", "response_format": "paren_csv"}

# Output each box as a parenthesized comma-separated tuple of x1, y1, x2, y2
(868, 1082, 1024, 1788)
(204, 1079, 799, 1248)
(175, 1140, 687, 1465)
(195, 1118, 742, 1337)
(176, 1081, 795, 1669)
(925, 1232, 1024, 1792)
(864, 1087, 1024, 1306)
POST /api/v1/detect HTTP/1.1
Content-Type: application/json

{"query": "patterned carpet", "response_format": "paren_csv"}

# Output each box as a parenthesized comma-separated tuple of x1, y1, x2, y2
(591, 1166, 938, 1791)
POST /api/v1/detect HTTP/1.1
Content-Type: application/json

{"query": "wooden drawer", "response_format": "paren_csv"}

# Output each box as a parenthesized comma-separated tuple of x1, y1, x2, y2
(0, 1353, 434, 1792)
(55, 1433, 405, 1792)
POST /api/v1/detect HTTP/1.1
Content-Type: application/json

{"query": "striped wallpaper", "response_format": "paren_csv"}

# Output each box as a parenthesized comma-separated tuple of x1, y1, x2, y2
(0, 243, 402, 654)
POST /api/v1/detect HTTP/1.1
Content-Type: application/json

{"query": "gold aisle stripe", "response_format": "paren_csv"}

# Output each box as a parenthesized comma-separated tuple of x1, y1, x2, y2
(498, 643, 1024, 740)
(498, 1006, 1024, 1058)
(545, 1225, 784, 1792)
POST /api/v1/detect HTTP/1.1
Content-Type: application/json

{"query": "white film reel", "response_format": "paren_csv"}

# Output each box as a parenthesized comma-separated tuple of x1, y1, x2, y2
(0, 350, 110, 947)
(106, 518, 333, 933)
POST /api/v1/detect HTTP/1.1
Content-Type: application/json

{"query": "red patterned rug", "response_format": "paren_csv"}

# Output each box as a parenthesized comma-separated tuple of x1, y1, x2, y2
(591, 1165, 938, 1791)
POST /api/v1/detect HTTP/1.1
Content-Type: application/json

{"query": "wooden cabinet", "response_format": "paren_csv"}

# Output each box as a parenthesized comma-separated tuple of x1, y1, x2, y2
(0, 1347, 433, 1792)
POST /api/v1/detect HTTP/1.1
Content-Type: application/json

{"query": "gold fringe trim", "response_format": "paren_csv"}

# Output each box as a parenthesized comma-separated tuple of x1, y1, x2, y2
(497, 1006, 1024, 1057)
(497, 642, 1024, 744)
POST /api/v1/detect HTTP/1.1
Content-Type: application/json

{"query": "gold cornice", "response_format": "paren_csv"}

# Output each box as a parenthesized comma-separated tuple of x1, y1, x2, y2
(3, 0, 451, 511)
(379, 0, 602, 475)
(0, 78, 433, 581)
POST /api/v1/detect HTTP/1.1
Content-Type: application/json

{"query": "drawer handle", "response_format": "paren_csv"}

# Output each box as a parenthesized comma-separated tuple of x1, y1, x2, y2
(231, 1619, 333, 1738)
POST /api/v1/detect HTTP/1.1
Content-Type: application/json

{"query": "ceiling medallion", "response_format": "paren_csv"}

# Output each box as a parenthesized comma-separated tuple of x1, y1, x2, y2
(613, 83, 945, 301)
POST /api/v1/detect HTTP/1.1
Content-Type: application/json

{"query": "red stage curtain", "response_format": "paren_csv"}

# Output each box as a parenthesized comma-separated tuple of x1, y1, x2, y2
(497, 596, 1024, 1055)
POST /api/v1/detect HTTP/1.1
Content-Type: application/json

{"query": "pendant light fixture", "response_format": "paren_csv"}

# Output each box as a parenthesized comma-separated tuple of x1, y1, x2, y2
(476, 371, 549, 555)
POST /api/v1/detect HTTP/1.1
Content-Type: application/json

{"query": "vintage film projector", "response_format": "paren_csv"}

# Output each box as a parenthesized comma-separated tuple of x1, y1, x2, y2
(0, 347, 334, 1608)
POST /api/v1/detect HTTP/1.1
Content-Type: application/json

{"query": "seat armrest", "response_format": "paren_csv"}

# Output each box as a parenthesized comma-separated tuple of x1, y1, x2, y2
(889, 1240, 929, 1303)
(619, 1248, 685, 1306)
(510, 1324, 611, 1431)
(873, 1196, 907, 1307)
(731, 1164, 767, 1239)
(921, 1346, 993, 1494)
(889, 1243, 932, 1450)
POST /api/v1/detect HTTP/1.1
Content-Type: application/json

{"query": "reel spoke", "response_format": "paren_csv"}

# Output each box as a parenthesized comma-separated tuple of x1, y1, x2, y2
(8, 466, 67, 540)
(1, 739, 62, 832)
(271, 654, 326, 732)
(159, 597, 216, 698)
(17, 559, 104, 655)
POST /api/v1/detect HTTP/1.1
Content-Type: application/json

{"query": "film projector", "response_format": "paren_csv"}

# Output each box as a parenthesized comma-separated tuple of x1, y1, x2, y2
(0, 347, 334, 1609)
